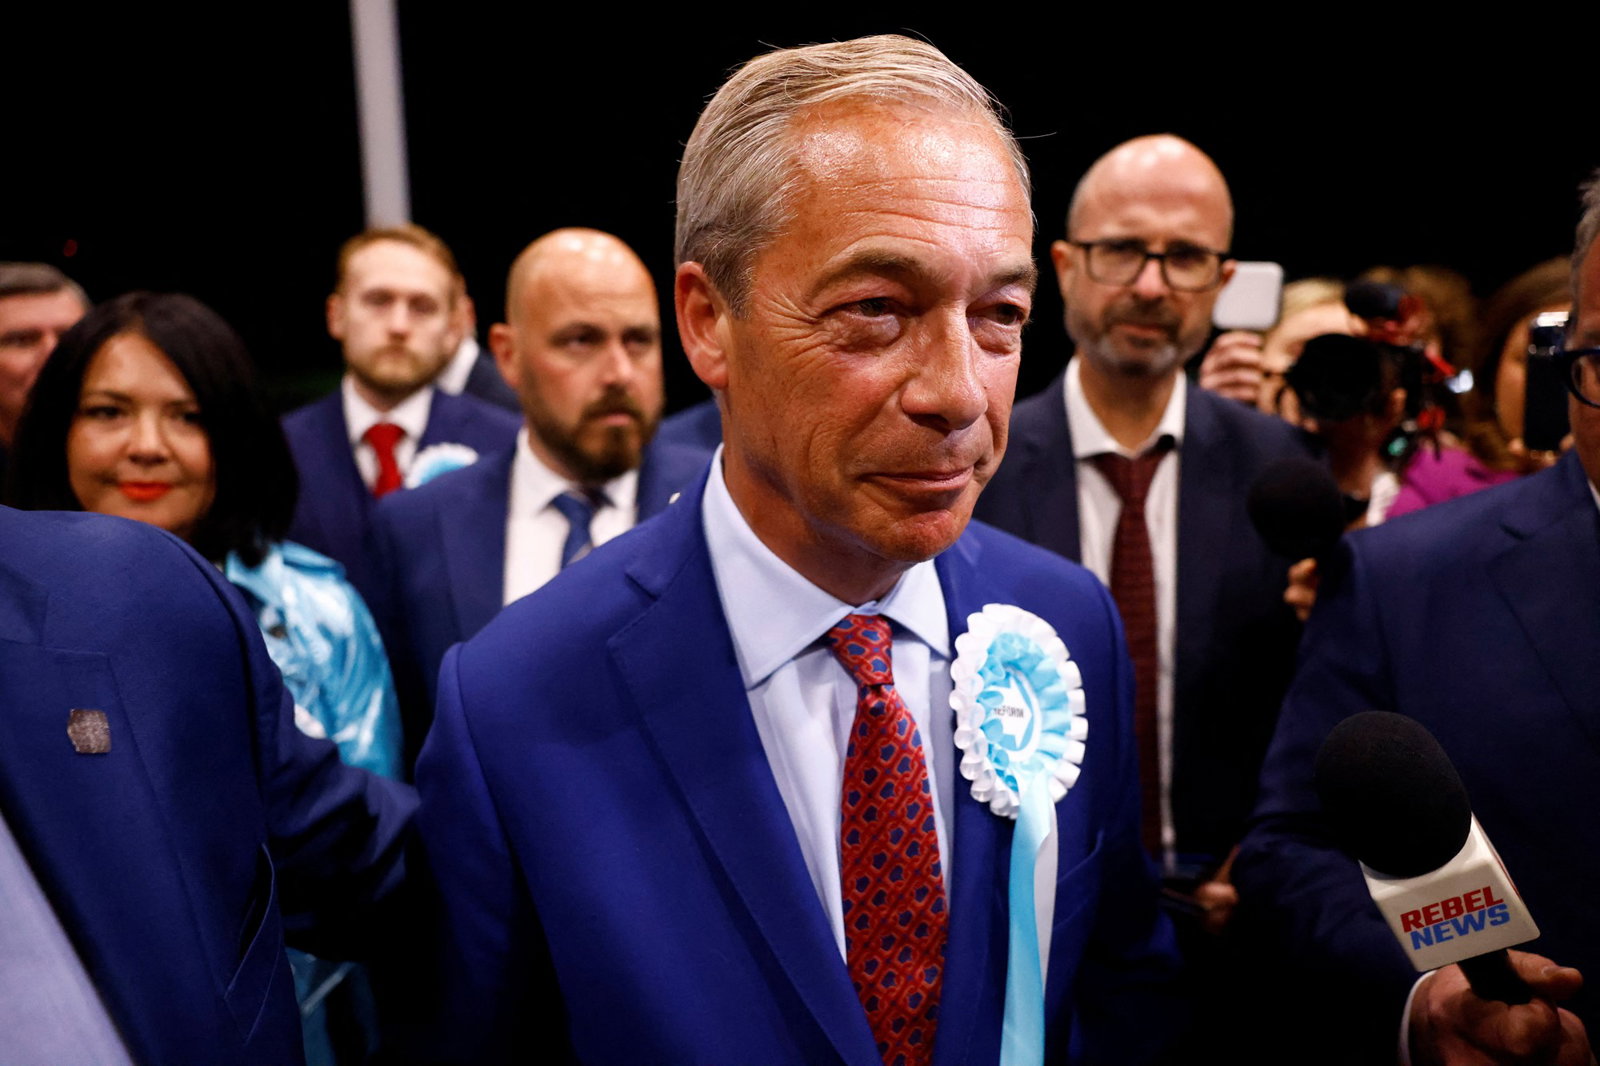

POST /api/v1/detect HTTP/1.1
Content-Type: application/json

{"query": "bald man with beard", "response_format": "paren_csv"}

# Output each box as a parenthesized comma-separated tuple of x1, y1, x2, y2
(975, 134, 1309, 1059)
(370, 229, 711, 770)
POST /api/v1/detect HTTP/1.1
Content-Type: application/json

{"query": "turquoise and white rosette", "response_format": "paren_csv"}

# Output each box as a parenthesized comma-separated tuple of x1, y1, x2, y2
(405, 442, 480, 488)
(950, 603, 1087, 1066)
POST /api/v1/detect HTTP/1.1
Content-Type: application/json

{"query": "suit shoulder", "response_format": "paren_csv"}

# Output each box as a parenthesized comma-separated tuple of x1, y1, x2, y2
(1, 509, 245, 650)
(958, 520, 1107, 600)
(428, 389, 521, 440)
(281, 391, 342, 435)
(1189, 385, 1309, 461)
(376, 447, 512, 527)
(1008, 376, 1068, 441)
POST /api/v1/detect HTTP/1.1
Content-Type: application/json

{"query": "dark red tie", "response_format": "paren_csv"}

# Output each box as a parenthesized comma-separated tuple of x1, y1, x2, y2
(1092, 438, 1174, 855)
(364, 422, 405, 497)
(826, 613, 946, 1066)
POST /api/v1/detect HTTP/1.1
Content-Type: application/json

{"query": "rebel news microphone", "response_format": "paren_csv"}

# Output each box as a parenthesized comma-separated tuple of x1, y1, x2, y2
(1314, 711, 1540, 1003)
(1247, 455, 1346, 562)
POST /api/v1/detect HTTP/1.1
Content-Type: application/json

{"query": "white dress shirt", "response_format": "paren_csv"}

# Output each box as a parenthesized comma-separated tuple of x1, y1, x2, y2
(1064, 357, 1184, 867)
(341, 376, 433, 490)
(503, 428, 638, 605)
(436, 336, 480, 395)
(700, 449, 954, 958)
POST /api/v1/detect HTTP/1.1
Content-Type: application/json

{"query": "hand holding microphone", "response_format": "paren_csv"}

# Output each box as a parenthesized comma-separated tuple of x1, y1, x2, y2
(1315, 712, 1590, 1065)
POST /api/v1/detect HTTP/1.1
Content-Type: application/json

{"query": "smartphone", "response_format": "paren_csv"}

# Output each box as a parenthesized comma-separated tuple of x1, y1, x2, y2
(1212, 261, 1283, 331)
(1524, 310, 1571, 451)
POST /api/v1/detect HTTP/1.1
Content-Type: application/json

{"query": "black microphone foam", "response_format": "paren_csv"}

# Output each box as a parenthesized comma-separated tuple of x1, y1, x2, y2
(1313, 711, 1473, 878)
(1247, 456, 1346, 561)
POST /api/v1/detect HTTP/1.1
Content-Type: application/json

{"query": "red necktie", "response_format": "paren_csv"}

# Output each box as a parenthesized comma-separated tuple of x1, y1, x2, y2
(1092, 438, 1173, 855)
(364, 422, 405, 497)
(826, 613, 946, 1066)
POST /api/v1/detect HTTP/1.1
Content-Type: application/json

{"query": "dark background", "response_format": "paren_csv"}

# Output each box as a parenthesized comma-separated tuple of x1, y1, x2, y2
(8, 9, 1596, 412)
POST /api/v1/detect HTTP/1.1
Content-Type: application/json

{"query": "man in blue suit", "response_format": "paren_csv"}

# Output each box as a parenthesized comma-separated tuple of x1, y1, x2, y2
(282, 224, 520, 605)
(371, 228, 710, 769)
(0, 507, 413, 1065)
(1234, 179, 1600, 1065)
(410, 35, 1177, 1066)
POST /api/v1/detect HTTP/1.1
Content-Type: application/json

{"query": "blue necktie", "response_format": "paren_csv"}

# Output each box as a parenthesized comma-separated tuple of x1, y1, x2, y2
(551, 490, 599, 569)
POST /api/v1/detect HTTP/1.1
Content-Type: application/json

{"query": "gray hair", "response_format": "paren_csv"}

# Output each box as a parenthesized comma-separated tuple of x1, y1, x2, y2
(674, 34, 1030, 314)
(0, 262, 88, 307)
(1574, 169, 1600, 303)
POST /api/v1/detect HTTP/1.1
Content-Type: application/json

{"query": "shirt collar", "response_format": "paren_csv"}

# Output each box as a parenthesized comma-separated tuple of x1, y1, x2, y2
(1063, 356, 1187, 460)
(510, 427, 639, 516)
(700, 446, 949, 689)
(342, 376, 433, 447)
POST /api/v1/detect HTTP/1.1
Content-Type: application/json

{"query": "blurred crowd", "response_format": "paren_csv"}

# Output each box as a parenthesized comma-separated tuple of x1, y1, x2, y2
(2, 30, 1597, 1066)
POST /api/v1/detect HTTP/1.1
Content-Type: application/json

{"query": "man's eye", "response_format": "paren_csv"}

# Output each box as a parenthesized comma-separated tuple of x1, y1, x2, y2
(1165, 244, 1213, 269)
(988, 304, 1028, 327)
(852, 298, 895, 317)
(410, 298, 439, 317)
(362, 292, 393, 308)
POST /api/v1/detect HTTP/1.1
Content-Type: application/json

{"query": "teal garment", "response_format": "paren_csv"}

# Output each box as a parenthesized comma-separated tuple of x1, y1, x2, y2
(224, 541, 401, 1066)
(225, 541, 401, 779)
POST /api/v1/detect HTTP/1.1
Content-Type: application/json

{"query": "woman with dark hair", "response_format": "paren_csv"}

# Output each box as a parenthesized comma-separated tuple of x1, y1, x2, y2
(8, 290, 398, 1066)
(1388, 259, 1571, 518)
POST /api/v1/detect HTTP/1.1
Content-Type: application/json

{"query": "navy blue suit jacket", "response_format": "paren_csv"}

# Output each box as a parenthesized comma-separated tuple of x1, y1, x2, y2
(282, 387, 520, 607)
(411, 470, 1178, 1064)
(653, 396, 723, 452)
(1234, 452, 1600, 1059)
(975, 373, 1306, 867)
(370, 437, 712, 767)
(0, 508, 414, 1066)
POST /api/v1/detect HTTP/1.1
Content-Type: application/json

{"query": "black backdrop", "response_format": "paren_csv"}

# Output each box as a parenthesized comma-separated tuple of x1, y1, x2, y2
(9, 9, 1596, 411)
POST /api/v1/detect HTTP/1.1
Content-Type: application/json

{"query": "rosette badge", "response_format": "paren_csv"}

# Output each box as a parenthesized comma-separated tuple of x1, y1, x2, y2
(951, 603, 1087, 818)
(950, 603, 1086, 1066)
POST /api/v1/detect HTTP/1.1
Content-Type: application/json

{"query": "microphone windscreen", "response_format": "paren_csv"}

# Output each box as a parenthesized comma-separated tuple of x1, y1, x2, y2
(1247, 456, 1346, 561)
(1313, 711, 1473, 878)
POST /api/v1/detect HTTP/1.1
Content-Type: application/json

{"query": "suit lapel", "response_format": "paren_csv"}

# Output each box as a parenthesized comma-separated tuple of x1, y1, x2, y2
(1488, 456, 1600, 750)
(1020, 376, 1083, 561)
(1173, 388, 1233, 720)
(608, 486, 880, 1066)
(931, 536, 1009, 1066)
(439, 450, 512, 637)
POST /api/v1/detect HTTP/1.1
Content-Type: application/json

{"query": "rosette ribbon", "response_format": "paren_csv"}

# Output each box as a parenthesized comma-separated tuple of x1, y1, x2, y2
(405, 442, 480, 488)
(950, 604, 1087, 1066)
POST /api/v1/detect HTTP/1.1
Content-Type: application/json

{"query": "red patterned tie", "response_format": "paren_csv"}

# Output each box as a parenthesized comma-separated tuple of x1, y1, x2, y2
(826, 613, 946, 1066)
(364, 422, 405, 497)
(1091, 438, 1174, 855)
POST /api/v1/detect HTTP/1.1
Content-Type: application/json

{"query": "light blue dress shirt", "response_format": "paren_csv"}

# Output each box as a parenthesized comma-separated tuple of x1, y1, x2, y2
(700, 450, 955, 957)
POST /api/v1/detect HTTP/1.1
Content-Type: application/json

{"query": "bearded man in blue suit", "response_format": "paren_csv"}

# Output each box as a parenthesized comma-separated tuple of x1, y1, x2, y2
(411, 35, 1177, 1066)
(370, 228, 710, 770)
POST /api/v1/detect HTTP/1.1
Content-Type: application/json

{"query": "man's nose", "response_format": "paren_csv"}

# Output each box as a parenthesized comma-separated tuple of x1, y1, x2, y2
(1130, 253, 1171, 300)
(598, 340, 636, 387)
(903, 313, 986, 430)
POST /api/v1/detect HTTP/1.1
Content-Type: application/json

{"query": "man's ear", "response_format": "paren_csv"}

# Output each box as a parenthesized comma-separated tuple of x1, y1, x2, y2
(326, 293, 346, 341)
(1049, 240, 1075, 302)
(488, 322, 519, 392)
(676, 262, 732, 391)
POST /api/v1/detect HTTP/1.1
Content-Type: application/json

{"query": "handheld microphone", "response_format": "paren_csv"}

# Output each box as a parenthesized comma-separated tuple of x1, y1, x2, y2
(1314, 711, 1539, 1003)
(1246, 456, 1346, 562)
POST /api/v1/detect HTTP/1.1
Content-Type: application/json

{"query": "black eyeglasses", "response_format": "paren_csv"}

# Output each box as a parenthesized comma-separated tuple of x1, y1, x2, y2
(1558, 347, 1600, 408)
(1069, 239, 1229, 292)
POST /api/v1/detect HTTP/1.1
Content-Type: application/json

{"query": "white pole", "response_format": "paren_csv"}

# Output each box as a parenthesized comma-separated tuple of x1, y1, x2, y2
(349, 0, 410, 226)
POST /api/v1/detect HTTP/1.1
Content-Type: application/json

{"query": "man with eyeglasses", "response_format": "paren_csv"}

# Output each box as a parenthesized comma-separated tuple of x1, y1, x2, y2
(976, 133, 1308, 1059)
(1233, 173, 1600, 1065)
